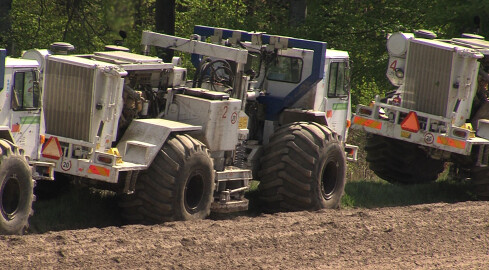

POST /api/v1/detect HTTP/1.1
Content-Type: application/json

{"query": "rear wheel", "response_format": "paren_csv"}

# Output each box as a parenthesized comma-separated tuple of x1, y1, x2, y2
(0, 140, 34, 235)
(120, 134, 215, 224)
(365, 134, 445, 184)
(259, 122, 346, 212)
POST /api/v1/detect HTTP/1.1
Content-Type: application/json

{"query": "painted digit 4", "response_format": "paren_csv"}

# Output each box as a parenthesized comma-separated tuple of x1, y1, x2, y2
(389, 60, 397, 71)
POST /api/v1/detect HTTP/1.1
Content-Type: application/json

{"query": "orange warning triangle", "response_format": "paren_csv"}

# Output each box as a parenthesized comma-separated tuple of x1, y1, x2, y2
(41, 137, 62, 160)
(401, 111, 420, 133)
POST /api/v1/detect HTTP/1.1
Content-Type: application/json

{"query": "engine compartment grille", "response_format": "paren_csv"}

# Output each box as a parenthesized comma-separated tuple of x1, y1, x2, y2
(402, 41, 453, 117)
(44, 59, 93, 141)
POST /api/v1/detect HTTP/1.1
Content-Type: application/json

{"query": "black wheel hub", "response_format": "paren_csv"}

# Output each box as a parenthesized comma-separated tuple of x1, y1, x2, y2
(1, 175, 21, 220)
(184, 173, 205, 214)
(321, 161, 338, 200)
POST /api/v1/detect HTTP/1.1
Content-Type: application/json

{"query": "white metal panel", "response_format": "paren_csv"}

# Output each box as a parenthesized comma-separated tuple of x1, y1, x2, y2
(43, 59, 95, 141)
(117, 118, 201, 165)
(11, 112, 41, 158)
(3, 60, 43, 159)
(141, 31, 249, 64)
(315, 51, 351, 141)
(5, 58, 39, 68)
(403, 40, 453, 116)
(43, 56, 126, 145)
(403, 39, 482, 125)
(167, 93, 242, 151)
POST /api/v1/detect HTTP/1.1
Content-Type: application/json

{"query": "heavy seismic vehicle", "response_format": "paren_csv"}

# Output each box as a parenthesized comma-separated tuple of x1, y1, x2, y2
(21, 26, 357, 224)
(353, 31, 489, 197)
(0, 50, 53, 234)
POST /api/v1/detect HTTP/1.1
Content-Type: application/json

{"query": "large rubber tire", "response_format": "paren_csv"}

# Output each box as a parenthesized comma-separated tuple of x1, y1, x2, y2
(0, 141, 34, 235)
(365, 134, 445, 184)
(259, 122, 346, 212)
(120, 134, 215, 224)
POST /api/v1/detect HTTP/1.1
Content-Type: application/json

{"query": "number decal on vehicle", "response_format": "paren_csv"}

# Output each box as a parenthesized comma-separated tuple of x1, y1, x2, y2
(389, 60, 397, 71)
(61, 160, 72, 171)
(231, 112, 238, 124)
(222, 105, 228, 118)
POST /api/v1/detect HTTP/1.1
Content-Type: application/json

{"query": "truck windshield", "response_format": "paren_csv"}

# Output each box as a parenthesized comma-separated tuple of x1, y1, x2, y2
(267, 56, 303, 83)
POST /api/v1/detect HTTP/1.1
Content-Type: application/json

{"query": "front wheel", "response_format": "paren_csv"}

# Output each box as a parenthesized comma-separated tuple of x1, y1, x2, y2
(0, 141, 34, 235)
(120, 134, 215, 224)
(259, 122, 346, 212)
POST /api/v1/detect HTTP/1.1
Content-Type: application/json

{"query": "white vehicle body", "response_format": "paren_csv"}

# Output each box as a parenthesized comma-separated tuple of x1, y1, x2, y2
(17, 26, 358, 217)
(2, 58, 43, 158)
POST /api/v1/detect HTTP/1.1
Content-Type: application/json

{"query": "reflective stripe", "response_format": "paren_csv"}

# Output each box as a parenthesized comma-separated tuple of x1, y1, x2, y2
(353, 116, 382, 130)
(436, 136, 466, 149)
(88, 165, 110, 177)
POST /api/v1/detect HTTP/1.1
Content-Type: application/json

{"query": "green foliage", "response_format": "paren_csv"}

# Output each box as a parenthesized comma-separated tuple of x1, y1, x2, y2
(7, 0, 489, 103)
(175, 0, 248, 37)
(345, 129, 378, 181)
(426, 0, 489, 38)
(341, 177, 472, 208)
(9, 0, 143, 56)
(298, 0, 436, 102)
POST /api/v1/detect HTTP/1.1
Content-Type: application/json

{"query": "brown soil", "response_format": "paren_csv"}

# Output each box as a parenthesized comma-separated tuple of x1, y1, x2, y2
(2, 201, 489, 269)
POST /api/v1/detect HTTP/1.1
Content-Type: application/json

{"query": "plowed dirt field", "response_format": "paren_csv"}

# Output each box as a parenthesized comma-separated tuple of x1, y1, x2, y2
(2, 201, 489, 269)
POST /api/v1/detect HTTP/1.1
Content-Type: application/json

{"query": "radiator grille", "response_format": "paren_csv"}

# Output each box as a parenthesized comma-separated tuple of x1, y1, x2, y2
(402, 41, 453, 117)
(44, 60, 93, 141)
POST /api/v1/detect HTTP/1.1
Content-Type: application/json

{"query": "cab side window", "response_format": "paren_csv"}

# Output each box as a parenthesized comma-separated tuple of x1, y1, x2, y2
(267, 56, 303, 83)
(13, 71, 39, 110)
(327, 62, 348, 98)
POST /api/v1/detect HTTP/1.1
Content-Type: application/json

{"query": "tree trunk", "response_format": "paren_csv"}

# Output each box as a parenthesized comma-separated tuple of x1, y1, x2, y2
(155, 0, 175, 62)
(289, 0, 307, 27)
(0, 0, 13, 54)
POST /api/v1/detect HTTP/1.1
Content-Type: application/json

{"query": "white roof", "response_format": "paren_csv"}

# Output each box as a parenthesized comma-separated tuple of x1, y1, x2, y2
(48, 55, 119, 68)
(94, 51, 162, 63)
(325, 49, 349, 59)
(47, 55, 128, 76)
(5, 57, 39, 68)
(412, 38, 483, 58)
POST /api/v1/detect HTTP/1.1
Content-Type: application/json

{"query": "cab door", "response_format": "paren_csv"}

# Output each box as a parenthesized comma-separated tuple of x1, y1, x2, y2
(324, 60, 351, 140)
(10, 69, 42, 158)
